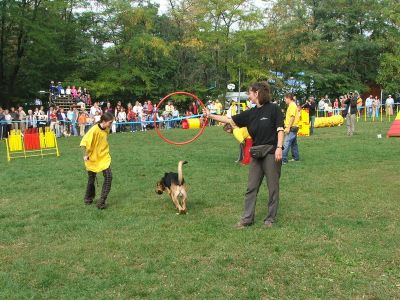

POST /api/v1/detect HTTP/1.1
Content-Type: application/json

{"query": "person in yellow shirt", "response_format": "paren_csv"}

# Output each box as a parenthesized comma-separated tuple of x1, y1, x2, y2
(214, 99, 223, 115)
(283, 93, 300, 164)
(80, 112, 114, 209)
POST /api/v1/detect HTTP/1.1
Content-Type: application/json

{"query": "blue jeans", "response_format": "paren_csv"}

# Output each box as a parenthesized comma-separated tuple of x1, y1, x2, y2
(283, 131, 299, 162)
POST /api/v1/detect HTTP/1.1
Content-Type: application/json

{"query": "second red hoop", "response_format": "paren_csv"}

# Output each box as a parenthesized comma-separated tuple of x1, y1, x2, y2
(153, 91, 208, 146)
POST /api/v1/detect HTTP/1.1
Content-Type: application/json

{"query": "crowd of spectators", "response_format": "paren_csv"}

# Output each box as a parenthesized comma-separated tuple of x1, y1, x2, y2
(49, 81, 92, 107)
(0, 98, 225, 139)
(1, 91, 399, 140)
(313, 93, 400, 118)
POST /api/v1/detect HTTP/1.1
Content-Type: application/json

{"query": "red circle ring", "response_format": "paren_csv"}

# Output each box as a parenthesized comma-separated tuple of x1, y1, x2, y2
(154, 91, 208, 145)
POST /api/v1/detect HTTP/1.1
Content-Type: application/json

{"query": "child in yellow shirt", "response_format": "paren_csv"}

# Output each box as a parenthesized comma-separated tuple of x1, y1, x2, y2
(80, 112, 114, 209)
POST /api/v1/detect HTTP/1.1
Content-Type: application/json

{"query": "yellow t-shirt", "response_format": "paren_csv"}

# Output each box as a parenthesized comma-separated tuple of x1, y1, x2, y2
(285, 101, 300, 128)
(80, 124, 111, 173)
(233, 127, 251, 143)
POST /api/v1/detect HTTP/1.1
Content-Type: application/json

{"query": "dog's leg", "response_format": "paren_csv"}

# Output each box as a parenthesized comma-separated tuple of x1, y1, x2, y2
(172, 194, 184, 214)
(180, 188, 187, 214)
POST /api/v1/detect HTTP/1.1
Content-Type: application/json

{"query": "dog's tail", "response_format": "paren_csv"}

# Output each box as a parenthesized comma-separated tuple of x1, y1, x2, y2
(178, 160, 188, 185)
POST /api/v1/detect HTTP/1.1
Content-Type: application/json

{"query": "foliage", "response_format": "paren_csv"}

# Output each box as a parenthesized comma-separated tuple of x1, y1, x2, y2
(0, 0, 399, 106)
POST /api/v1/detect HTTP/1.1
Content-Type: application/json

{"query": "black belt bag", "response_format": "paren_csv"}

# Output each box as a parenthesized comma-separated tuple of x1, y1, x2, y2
(250, 144, 275, 159)
(290, 126, 299, 133)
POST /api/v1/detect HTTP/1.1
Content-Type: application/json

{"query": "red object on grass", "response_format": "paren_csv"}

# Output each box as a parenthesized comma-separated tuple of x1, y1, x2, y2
(387, 120, 400, 137)
(241, 138, 253, 165)
(24, 128, 40, 150)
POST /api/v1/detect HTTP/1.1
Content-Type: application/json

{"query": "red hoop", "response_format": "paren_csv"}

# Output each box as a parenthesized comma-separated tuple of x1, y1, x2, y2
(154, 91, 207, 145)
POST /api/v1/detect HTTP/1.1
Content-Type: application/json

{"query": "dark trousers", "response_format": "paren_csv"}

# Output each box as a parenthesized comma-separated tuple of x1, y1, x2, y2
(84, 167, 113, 205)
(241, 153, 281, 225)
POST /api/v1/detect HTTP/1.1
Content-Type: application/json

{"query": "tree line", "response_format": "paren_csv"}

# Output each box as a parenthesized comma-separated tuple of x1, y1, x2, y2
(1, 0, 399, 107)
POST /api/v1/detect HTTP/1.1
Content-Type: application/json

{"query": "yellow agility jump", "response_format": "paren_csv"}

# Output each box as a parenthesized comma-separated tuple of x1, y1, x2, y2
(5, 128, 60, 162)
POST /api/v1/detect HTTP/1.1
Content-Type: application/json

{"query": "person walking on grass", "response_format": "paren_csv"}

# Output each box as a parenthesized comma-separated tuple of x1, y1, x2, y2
(282, 93, 300, 164)
(203, 81, 284, 229)
(80, 112, 114, 209)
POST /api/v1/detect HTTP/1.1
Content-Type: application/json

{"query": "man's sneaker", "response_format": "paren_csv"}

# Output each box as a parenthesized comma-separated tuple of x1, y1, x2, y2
(263, 221, 273, 228)
(289, 159, 299, 162)
(84, 199, 93, 205)
(234, 222, 252, 229)
(96, 202, 107, 209)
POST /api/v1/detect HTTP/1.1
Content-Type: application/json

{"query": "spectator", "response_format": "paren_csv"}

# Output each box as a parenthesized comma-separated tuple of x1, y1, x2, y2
(57, 108, 67, 137)
(18, 106, 26, 132)
(72, 106, 80, 135)
(4, 109, 12, 134)
(105, 102, 113, 115)
(373, 96, 380, 118)
(57, 82, 64, 95)
(36, 107, 47, 133)
(318, 97, 325, 115)
(344, 92, 358, 136)
(71, 86, 78, 98)
(78, 109, 88, 137)
(356, 95, 363, 117)
(49, 107, 59, 135)
(215, 99, 223, 115)
(26, 109, 37, 129)
(190, 100, 198, 115)
(172, 106, 179, 128)
(114, 101, 122, 117)
(65, 86, 71, 96)
(386, 95, 394, 116)
(0, 107, 6, 139)
(49, 81, 57, 96)
(207, 101, 216, 126)
(94, 111, 101, 123)
(127, 103, 137, 132)
(10, 107, 19, 130)
(333, 98, 339, 115)
(117, 107, 127, 132)
(365, 95, 373, 117)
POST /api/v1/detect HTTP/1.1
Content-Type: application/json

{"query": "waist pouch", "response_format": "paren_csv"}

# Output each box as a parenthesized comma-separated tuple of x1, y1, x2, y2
(290, 126, 299, 133)
(250, 144, 275, 159)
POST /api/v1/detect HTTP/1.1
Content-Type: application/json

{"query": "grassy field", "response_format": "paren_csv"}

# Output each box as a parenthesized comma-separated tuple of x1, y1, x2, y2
(0, 121, 399, 299)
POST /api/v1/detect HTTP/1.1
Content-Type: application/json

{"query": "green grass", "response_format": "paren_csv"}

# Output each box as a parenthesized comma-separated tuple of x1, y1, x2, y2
(0, 121, 399, 299)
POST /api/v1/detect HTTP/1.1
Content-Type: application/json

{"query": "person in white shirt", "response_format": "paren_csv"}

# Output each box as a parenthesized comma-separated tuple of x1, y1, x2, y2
(90, 102, 100, 118)
(365, 95, 373, 117)
(65, 86, 71, 95)
(117, 107, 127, 132)
(386, 95, 394, 116)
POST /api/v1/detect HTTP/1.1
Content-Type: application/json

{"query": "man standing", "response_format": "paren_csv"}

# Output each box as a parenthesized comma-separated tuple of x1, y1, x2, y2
(365, 95, 373, 118)
(18, 106, 27, 133)
(344, 92, 358, 136)
(386, 95, 394, 116)
(282, 93, 300, 164)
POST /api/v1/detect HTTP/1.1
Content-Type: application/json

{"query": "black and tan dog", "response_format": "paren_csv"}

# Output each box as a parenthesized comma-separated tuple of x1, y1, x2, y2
(155, 160, 188, 214)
